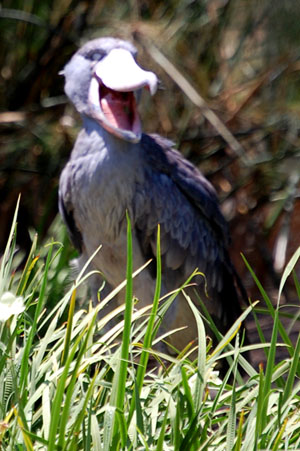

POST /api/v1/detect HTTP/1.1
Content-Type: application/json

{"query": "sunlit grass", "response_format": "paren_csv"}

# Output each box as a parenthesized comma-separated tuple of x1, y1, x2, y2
(0, 203, 300, 450)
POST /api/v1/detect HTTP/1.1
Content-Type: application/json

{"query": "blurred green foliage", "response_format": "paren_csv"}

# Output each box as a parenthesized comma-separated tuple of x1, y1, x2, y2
(0, 0, 299, 296)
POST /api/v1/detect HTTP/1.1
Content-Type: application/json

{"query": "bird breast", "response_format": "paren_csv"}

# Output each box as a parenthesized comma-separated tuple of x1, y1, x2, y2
(66, 142, 156, 295)
(68, 136, 143, 246)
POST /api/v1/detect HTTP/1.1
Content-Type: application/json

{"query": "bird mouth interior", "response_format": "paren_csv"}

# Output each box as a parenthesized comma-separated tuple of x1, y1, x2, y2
(99, 83, 141, 135)
(88, 75, 142, 141)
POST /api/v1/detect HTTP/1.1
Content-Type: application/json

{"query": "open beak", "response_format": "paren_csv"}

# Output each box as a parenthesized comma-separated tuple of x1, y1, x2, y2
(88, 48, 157, 143)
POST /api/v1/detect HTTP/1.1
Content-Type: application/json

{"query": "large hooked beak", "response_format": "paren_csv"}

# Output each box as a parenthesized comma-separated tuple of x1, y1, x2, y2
(88, 48, 157, 143)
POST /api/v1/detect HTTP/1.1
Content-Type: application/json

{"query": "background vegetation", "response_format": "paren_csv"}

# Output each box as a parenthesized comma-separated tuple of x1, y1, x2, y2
(1, 0, 300, 297)
(1, 0, 300, 448)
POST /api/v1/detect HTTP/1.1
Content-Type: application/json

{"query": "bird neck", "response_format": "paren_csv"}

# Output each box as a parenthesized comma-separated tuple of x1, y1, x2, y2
(82, 115, 135, 154)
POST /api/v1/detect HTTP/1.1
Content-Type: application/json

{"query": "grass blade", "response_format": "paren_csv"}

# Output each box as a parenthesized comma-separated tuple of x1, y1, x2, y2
(105, 212, 133, 448)
(278, 246, 300, 304)
(0, 195, 20, 296)
(184, 293, 206, 412)
(156, 403, 169, 451)
(241, 255, 293, 355)
(61, 288, 76, 366)
(282, 332, 300, 405)
(128, 224, 162, 425)
(47, 315, 96, 451)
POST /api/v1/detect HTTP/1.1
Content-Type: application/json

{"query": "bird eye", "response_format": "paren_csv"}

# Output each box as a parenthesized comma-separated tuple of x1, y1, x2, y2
(91, 52, 103, 61)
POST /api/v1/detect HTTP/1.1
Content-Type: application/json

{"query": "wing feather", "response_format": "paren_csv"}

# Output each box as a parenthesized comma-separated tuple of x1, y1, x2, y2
(59, 165, 83, 252)
(134, 133, 232, 292)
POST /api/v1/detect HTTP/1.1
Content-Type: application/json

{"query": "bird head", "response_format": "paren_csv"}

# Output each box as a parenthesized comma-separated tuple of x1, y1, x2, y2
(62, 37, 158, 143)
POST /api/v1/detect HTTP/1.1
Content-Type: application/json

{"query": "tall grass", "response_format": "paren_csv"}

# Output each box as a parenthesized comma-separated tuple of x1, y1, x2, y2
(0, 203, 300, 450)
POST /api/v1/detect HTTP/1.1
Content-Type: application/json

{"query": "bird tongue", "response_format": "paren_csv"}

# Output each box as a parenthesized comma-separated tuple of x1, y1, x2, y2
(100, 85, 138, 133)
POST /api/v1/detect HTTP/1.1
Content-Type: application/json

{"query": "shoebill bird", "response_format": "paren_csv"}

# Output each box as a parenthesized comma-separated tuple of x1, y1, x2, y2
(59, 37, 247, 353)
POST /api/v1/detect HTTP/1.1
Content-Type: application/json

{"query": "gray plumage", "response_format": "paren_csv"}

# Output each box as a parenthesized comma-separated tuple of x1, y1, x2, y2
(59, 37, 246, 352)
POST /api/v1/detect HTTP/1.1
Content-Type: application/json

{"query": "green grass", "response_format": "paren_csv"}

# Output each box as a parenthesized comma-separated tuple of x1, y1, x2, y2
(1, 203, 300, 450)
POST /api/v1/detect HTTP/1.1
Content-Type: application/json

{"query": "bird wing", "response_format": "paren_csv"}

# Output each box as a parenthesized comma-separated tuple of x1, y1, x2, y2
(59, 163, 83, 253)
(134, 133, 232, 293)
